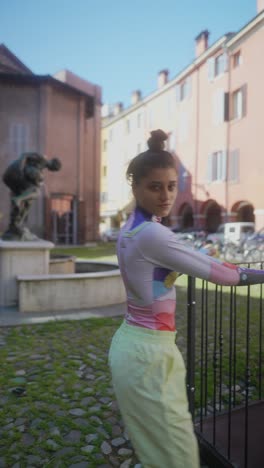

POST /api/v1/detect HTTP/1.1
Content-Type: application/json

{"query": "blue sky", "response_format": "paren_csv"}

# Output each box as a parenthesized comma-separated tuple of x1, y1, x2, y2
(0, 0, 257, 108)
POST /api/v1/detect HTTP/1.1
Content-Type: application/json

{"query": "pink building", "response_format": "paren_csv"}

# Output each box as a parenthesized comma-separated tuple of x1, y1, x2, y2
(102, 2, 264, 232)
(0, 45, 101, 243)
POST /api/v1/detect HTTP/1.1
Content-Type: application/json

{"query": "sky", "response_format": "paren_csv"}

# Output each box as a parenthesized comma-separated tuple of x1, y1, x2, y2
(0, 0, 258, 108)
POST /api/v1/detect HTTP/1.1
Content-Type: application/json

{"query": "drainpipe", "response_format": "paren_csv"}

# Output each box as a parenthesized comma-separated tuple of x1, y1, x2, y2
(225, 47, 231, 223)
(194, 65, 200, 228)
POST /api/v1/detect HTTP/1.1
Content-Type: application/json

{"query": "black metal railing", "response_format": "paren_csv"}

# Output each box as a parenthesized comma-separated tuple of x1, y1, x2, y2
(186, 262, 263, 468)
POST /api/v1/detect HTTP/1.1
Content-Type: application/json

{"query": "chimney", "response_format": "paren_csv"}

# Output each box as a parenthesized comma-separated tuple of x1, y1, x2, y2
(101, 103, 110, 117)
(113, 102, 123, 116)
(195, 30, 209, 57)
(158, 69, 169, 88)
(257, 0, 264, 13)
(131, 90, 141, 105)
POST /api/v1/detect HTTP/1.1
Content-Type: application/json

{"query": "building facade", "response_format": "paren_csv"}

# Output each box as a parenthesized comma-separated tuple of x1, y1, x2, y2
(0, 45, 101, 243)
(101, 3, 264, 232)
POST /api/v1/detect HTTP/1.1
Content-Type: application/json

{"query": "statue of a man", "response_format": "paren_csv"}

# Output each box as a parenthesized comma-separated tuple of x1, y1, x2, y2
(2, 152, 61, 241)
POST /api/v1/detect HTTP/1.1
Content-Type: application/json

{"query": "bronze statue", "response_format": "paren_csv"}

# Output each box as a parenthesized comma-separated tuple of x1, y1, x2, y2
(2, 152, 61, 241)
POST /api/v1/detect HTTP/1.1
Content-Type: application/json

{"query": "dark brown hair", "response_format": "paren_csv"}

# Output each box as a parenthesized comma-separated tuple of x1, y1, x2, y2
(126, 129, 177, 185)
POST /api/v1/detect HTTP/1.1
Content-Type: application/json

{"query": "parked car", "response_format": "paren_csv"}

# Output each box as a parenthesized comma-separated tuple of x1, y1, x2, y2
(100, 227, 120, 242)
(206, 222, 255, 247)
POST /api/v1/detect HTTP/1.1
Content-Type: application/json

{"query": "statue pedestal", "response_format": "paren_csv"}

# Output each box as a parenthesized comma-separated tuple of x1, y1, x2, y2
(0, 240, 54, 307)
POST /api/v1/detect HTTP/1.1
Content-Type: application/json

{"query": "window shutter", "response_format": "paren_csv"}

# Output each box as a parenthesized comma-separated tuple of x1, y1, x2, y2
(178, 164, 185, 192)
(221, 151, 227, 181)
(242, 83, 247, 117)
(175, 84, 181, 102)
(222, 51, 229, 72)
(186, 76, 192, 98)
(207, 58, 215, 81)
(224, 92, 229, 121)
(9, 123, 29, 157)
(220, 90, 225, 123)
(229, 149, 239, 181)
(213, 89, 225, 125)
(207, 154, 212, 182)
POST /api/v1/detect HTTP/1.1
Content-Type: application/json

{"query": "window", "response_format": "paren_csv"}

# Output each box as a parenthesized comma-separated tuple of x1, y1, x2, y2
(167, 131, 176, 152)
(176, 76, 191, 102)
(215, 54, 225, 76)
(233, 89, 242, 119)
(207, 151, 227, 182)
(9, 123, 29, 157)
(109, 129, 113, 141)
(208, 52, 228, 80)
(228, 149, 239, 182)
(232, 85, 247, 120)
(100, 192, 108, 203)
(178, 164, 187, 192)
(126, 119, 130, 134)
(103, 139, 107, 151)
(137, 113, 141, 128)
(233, 51, 241, 68)
(148, 109, 153, 128)
(103, 165, 107, 177)
(137, 143, 141, 153)
(213, 89, 229, 124)
(178, 111, 189, 143)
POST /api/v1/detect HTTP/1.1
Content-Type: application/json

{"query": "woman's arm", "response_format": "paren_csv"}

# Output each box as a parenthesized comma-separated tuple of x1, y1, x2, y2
(138, 224, 264, 287)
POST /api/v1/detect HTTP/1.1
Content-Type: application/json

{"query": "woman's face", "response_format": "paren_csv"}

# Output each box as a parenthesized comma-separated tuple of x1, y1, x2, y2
(133, 167, 178, 217)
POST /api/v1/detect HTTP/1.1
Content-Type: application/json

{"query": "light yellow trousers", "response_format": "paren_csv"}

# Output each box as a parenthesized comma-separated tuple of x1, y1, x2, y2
(108, 321, 200, 468)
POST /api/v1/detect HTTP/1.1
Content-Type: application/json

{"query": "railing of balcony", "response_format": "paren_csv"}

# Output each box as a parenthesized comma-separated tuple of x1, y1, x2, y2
(185, 262, 263, 468)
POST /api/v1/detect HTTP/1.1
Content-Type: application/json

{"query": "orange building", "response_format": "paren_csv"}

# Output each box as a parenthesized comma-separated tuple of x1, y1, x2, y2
(101, 2, 264, 232)
(0, 45, 101, 243)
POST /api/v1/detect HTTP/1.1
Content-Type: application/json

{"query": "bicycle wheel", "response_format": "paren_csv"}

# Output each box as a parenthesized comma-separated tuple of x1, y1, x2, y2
(244, 248, 262, 263)
(223, 243, 237, 262)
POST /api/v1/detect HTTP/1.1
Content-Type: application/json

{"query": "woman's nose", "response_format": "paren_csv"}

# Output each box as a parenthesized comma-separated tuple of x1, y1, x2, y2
(160, 189, 170, 201)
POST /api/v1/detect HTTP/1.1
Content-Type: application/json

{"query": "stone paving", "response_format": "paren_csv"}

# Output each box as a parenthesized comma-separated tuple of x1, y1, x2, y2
(0, 308, 209, 467)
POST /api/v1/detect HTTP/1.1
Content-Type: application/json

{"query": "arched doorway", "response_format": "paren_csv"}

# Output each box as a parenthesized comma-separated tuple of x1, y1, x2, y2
(203, 200, 222, 232)
(179, 203, 194, 229)
(51, 195, 77, 244)
(231, 201, 255, 223)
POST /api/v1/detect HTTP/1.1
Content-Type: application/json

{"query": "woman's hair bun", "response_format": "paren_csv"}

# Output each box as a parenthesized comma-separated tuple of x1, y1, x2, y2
(147, 129, 168, 152)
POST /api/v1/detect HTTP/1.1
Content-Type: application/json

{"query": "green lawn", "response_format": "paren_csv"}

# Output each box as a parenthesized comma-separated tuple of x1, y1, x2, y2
(53, 242, 117, 263)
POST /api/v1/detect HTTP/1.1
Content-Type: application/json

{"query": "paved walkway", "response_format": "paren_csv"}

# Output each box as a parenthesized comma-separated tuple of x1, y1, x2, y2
(0, 303, 127, 327)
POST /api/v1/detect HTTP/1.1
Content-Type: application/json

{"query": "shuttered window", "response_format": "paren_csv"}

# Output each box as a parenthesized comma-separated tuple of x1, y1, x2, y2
(9, 123, 29, 157)
(232, 85, 247, 119)
(207, 151, 227, 182)
(175, 76, 192, 102)
(208, 52, 228, 81)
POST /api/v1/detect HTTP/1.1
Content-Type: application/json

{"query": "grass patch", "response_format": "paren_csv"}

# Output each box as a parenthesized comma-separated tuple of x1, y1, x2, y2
(52, 242, 117, 262)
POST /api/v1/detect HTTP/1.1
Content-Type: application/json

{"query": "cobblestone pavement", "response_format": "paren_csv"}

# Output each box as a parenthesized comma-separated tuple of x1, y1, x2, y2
(0, 312, 209, 468)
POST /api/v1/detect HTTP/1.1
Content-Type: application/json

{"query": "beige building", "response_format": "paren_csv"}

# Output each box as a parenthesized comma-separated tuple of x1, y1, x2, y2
(0, 45, 101, 243)
(101, 1, 264, 232)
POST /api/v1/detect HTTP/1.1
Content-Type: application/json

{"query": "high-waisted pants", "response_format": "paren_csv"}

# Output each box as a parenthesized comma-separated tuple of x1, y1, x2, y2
(108, 321, 200, 468)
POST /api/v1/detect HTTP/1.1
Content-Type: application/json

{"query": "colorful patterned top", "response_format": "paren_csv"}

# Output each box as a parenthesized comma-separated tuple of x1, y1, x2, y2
(117, 207, 264, 332)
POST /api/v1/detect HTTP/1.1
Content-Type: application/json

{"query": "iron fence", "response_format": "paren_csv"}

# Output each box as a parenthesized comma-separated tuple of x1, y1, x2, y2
(186, 262, 263, 468)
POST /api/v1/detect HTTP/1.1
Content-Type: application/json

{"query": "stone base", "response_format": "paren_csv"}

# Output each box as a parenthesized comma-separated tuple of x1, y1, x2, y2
(0, 239, 54, 307)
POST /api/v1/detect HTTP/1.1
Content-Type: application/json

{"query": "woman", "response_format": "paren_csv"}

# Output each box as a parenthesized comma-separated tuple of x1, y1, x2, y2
(108, 129, 264, 468)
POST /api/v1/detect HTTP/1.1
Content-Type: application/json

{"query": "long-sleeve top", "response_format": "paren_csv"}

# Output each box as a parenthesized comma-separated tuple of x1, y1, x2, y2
(117, 207, 264, 331)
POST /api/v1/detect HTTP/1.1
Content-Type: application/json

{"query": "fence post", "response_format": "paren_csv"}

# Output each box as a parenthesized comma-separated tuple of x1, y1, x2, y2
(187, 275, 196, 421)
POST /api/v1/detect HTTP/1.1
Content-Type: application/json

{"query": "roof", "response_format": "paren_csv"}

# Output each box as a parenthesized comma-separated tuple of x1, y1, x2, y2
(0, 72, 95, 116)
(0, 43, 33, 74)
